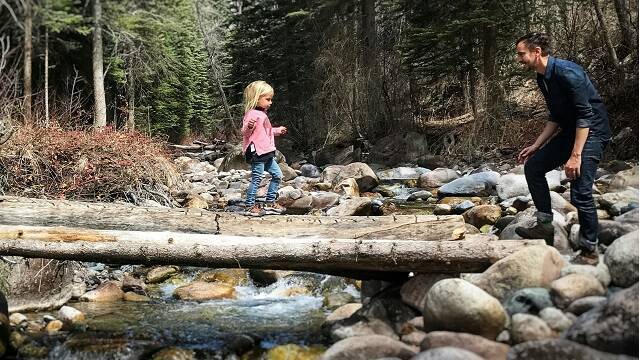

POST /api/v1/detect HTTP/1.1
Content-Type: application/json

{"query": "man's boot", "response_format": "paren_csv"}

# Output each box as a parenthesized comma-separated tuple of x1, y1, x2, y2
(515, 212, 554, 245)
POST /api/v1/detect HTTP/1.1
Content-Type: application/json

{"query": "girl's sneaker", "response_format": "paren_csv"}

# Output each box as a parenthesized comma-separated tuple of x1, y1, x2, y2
(264, 202, 286, 214)
(245, 204, 264, 217)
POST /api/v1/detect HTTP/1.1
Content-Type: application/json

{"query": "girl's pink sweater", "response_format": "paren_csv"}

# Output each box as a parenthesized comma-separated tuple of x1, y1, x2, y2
(241, 109, 285, 155)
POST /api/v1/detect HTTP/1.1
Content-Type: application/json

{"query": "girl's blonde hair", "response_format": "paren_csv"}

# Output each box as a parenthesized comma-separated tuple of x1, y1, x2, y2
(243, 80, 274, 114)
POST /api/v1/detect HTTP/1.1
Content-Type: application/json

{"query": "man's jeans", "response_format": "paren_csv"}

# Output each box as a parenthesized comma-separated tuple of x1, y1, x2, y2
(524, 132, 608, 251)
(245, 157, 282, 206)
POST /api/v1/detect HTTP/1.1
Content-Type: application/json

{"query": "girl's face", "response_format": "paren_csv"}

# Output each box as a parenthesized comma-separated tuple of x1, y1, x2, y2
(257, 93, 273, 110)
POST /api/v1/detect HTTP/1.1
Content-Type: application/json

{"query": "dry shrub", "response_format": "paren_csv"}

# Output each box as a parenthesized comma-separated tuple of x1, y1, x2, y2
(0, 126, 180, 204)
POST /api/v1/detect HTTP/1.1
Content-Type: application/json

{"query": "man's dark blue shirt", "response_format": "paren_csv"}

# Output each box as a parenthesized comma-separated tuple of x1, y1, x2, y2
(536, 56, 611, 140)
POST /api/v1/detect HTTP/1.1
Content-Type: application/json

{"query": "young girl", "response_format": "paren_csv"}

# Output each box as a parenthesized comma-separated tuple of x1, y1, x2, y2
(241, 81, 288, 216)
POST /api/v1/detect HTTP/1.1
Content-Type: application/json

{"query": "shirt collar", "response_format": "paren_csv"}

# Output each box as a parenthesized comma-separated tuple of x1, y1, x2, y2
(543, 56, 556, 80)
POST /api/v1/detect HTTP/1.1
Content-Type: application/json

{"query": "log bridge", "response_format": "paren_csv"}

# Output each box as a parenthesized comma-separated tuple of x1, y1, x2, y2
(0, 196, 544, 278)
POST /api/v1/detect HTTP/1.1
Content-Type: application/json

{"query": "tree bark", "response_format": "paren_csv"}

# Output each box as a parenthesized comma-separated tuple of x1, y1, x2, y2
(360, 0, 376, 69)
(45, 26, 49, 127)
(23, 0, 33, 126)
(0, 196, 468, 241)
(613, 0, 636, 60)
(591, 0, 621, 69)
(125, 70, 135, 129)
(92, 0, 107, 128)
(0, 224, 545, 274)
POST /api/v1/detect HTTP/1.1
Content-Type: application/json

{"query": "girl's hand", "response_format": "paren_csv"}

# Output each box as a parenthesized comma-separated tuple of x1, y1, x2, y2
(247, 118, 256, 130)
(280, 126, 288, 135)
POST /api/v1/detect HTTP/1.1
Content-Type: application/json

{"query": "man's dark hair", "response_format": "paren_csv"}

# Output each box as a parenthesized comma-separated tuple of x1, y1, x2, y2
(516, 33, 552, 56)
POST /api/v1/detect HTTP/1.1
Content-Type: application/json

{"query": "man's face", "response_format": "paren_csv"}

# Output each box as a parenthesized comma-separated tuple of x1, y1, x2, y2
(516, 41, 540, 70)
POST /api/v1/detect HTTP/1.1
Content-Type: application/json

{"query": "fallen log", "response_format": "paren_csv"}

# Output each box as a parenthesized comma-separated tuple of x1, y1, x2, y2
(0, 225, 545, 274)
(0, 196, 468, 240)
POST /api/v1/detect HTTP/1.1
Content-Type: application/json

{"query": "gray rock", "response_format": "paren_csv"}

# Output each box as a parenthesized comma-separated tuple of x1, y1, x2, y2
(605, 230, 639, 287)
(561, 262, 612, 288)
(300, 163, 321, 178)
(330, 318, 398, 341)
(453, 200, 475, 214)
(608, 166, 639, 192)
(507, 339, 637, 359)
(550, 273, 606, 309)
(503, 288, 554, 316)
(321, 335, 417, 360)
(419, 168, 459, 188)
(400, 274, 456, 311)
(566, 296, 607, 316)
(326, 198, 372, 216)
(419, 331, 509, 360)
(438, 171, 500, 197)
(470, 245, 567, 302)
(539, 307, 574, 332)
(597, 220, 638, 246)
(407, 190, 433, 202)
(565, 283, 639, 356)
(411, 347, 484, 360)
(423, 279, 507, 339)
(511, 313, 556, 344)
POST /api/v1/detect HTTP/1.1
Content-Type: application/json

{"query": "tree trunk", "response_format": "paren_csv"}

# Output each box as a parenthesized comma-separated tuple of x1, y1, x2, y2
(92, 0, 107, 128)
(482, 20, 498, 115)
(125, 70, 135, 129)
(591, 0, 621, 69)
(613, 0, 636, 60)
(0, 224, 545, 274)
(23, 0, 33, 126)
(360, 0, 376, 69)
(0, 196, 468, 241)
(45, 26, 49, 127)
(194, 0, 234, 138)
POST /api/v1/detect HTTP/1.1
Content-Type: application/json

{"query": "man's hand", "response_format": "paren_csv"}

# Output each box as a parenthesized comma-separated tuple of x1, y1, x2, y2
(518, 145, 538, 164)
(564, 153, 581, 180)
(247, 118, 256, 130)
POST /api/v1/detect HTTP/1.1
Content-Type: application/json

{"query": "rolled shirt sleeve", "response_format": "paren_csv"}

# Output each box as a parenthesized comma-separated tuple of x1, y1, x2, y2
(558, 68, 595, 129)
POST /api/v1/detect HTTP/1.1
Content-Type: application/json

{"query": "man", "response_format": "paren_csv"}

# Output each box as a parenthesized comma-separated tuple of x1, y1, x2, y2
(515, 33, 611, 265)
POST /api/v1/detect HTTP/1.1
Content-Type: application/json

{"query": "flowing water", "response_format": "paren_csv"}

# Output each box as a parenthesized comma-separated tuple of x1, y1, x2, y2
(26, 273, 359, 359)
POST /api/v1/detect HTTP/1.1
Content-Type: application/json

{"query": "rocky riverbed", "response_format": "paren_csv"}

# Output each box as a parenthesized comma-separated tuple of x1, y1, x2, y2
(3, 149, 638, 359)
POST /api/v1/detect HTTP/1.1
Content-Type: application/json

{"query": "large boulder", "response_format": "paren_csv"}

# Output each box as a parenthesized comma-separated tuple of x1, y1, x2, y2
(470, 245, 567, 302)
(3, 258, 85, 312)
(411, 347, 484, 360)
(608, 166, 639, 191)
(438, 171, 500, 197)
(550, 273, 606, 309)
(419, 331, 509, 360)
(604, 230, 639, 287)
(321, 335, 417, 360)
(503, 288, 554, 316)
(496, 174, 530, 200)
(423, 279, 507, 339)
(322, 163, 379, 192)
(419, 168, 459, 188)
(463, 205, 502, 228)
(400, 274, 456, 311)
(377, 167, 429, 183)
(79, 281, 124, 302)
(300, 163, 321, 178)
(326, 198, 372, 216)
(507, 339, 637, 360)
(173, 281, 236, 301)
(564, 283, 639, 356)
(510, 313, 555, 344)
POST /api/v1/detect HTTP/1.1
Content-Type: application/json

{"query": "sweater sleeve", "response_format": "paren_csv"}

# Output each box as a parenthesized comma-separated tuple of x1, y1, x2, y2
(241, 111, 264, 135)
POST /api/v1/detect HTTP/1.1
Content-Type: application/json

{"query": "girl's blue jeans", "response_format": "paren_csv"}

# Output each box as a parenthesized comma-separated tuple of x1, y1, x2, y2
(245, 157, 283, 206)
